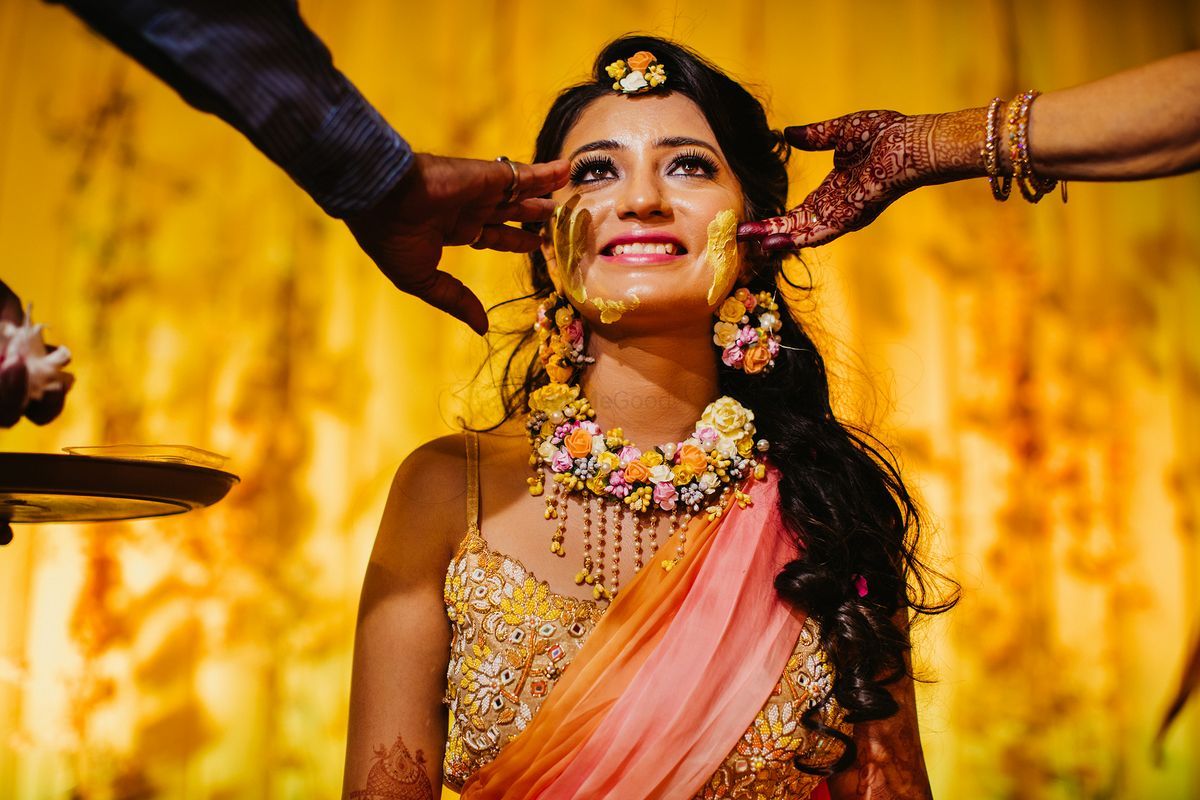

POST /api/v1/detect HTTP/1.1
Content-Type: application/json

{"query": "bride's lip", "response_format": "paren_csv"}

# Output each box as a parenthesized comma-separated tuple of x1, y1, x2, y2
(599, 231, 688, 264)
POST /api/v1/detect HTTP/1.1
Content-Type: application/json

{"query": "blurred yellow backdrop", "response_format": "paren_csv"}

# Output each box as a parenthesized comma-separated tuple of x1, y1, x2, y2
(1, 0, 1199, 797)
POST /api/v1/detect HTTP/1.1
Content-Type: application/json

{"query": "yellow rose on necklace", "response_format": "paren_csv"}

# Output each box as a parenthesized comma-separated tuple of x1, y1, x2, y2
(595, 451, 620, 475)
(703, 396, 751, 435)
(639, 450, 664, 468)
(530, 382, 580, 414)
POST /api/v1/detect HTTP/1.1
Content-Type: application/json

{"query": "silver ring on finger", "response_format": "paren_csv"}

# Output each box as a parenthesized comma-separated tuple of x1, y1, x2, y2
(496, 155, 520, 203)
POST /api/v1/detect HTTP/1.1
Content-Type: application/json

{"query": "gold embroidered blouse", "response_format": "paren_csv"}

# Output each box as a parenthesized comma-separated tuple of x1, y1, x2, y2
(442, 433, 851, 798)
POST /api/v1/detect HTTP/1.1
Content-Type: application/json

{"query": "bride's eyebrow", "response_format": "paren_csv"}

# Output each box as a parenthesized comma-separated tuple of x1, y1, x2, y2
(567, 136, 720, 162)
(655, 135, 718, 153)
(568, 139, 622, 160)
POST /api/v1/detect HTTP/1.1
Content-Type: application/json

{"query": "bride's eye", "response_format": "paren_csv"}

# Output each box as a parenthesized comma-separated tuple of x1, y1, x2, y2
(570, 154, 617, 184)
(669, 150, 719, 178)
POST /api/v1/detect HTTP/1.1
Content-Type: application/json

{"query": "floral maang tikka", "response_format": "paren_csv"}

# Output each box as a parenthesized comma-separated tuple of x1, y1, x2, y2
(605, 51, 667, 95)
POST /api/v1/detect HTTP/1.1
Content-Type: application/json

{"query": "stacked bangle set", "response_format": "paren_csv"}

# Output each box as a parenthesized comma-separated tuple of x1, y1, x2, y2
(983, 90, 1068, 204)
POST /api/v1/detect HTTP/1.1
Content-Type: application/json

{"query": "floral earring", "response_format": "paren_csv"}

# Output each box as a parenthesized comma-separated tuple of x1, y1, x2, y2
(712, 288, 782, 375)
(535, 292, 593, 384)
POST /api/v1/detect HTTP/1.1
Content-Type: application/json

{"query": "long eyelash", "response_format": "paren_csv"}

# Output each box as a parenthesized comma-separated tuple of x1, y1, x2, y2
(569, 154, 616, 183)
(672, 149, 719, 177)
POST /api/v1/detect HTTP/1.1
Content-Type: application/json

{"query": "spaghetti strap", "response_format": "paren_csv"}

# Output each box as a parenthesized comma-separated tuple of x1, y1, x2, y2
(465, 430, 481, 535)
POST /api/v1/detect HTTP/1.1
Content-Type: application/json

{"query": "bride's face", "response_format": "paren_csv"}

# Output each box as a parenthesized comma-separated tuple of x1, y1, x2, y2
(544, 92, 746, 330)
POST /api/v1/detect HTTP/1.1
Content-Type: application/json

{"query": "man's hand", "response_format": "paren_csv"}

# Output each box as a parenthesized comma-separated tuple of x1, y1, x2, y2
(345, 153, 569, 335)
(739, 109, 986, 251)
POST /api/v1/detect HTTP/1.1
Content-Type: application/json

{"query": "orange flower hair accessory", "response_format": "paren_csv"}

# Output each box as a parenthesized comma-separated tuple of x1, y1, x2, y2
(605, 50, 668, 94)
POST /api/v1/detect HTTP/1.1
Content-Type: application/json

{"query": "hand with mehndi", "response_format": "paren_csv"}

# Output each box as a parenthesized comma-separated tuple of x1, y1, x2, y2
(739, 109, 986, 251)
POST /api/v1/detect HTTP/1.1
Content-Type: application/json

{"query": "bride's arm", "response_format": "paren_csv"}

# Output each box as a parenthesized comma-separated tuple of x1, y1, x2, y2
(827, 623, 934, 800)
(342, 438, 465, 798)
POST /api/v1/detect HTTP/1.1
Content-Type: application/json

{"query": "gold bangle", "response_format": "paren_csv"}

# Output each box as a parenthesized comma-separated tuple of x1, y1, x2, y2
(1007, 90, 1060, 204)
(983, 96, 1011, 201)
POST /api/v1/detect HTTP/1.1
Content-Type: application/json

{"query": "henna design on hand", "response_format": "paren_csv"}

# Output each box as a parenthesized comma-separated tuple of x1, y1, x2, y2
(828, 676, 933, 800)
(738, 107, 988, 251)
(848, 713, 933, 800)
(346, 735, 435, 800)
(927, 107, 990, 177)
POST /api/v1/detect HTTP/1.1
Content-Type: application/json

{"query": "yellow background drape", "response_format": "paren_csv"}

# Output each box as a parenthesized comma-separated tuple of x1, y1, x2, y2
(1, 1, 1199, 797)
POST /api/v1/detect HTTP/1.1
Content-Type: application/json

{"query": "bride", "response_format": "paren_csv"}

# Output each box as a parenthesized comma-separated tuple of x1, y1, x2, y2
(342, 35, 952, 800)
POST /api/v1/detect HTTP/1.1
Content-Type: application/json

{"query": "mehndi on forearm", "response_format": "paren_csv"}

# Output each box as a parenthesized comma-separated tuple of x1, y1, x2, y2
(903, 107, 990, 186)
(345, 734, 435, 800)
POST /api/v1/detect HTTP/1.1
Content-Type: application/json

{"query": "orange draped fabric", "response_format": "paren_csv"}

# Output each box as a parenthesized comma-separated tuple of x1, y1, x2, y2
(461, 467, 814, 800)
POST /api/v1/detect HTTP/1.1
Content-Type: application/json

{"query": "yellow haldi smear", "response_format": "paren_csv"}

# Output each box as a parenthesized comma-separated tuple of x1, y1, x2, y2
(564, 204, 591, 304)
(590, 294, 641, 324)
(548, 195, 588, 303)
(705, 209, 739, 305)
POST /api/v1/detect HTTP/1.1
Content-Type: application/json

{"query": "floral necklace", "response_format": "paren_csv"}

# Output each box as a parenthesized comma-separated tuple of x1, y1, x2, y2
(526, 293, 767, 602)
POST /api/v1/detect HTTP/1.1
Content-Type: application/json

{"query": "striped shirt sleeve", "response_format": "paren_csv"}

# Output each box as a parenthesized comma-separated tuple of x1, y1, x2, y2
(49, 0, 413, 219)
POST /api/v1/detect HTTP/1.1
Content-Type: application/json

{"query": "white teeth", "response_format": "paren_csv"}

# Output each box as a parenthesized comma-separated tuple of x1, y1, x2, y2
(611, 242, 679, 256)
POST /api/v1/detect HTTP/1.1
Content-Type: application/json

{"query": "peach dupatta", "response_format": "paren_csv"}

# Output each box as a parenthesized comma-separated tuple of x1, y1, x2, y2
(460, 466, 807, 800)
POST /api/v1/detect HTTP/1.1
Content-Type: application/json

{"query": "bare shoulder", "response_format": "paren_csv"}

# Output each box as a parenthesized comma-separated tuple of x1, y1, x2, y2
(394, 432, 470, 505)
(370, 433, 470, 582)
(475, 418, 529, 463)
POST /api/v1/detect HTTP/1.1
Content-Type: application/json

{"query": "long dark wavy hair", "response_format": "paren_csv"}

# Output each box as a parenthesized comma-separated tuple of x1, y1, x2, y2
(472, 34, 958, 775)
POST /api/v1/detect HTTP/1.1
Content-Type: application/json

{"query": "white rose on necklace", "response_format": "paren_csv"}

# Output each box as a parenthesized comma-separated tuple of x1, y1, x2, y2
(648, 464, 673, 484)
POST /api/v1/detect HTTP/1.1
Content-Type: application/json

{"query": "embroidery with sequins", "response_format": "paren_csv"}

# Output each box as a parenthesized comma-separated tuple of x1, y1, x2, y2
(442, 530, 851, 798)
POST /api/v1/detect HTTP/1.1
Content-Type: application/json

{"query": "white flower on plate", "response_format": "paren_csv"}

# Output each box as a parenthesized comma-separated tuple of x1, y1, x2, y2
(620, 70, 648, 92)
(538, 440, 559, 460)
(698, 472, 720, 492)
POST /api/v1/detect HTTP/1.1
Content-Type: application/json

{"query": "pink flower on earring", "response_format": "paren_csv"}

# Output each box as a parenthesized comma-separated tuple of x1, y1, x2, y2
(853, 574, 869, 598)
(565, 318, 583, 344)
(721, 345, 744, 368)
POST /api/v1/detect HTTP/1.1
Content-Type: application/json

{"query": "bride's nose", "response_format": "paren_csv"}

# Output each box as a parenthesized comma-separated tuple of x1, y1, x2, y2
(615, 167, 672, 220)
